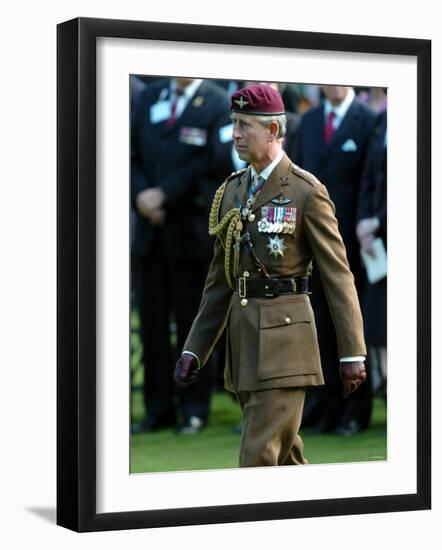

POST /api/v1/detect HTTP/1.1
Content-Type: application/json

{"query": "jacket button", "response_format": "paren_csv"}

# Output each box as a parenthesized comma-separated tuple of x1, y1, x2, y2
(241, 299, 248, 307)
(285, 317, 291, 324)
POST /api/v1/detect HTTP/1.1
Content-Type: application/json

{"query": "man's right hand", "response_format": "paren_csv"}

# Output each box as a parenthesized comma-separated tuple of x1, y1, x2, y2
(174, 354, 201, 388)
(136, 188, 166, 222)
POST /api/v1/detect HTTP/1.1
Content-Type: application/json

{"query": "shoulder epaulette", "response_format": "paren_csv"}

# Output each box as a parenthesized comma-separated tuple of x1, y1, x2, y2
(210, 167, 248, 231)
(291, 163, 321, 188)
(223, 167, 248, 186)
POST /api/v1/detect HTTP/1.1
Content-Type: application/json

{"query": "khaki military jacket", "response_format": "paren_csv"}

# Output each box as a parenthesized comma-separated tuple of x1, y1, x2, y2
(184, 153, 366, 392)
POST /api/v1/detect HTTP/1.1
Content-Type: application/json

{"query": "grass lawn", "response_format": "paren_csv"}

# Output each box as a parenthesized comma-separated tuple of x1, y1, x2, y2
(130, 389, 387, 474)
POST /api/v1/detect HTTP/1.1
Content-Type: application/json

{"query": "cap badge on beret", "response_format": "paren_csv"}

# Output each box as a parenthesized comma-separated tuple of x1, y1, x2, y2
(234, 96, 249, 109)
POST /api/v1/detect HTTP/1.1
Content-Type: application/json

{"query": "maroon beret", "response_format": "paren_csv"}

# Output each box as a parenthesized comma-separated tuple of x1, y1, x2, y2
(231, 84, 285, 115)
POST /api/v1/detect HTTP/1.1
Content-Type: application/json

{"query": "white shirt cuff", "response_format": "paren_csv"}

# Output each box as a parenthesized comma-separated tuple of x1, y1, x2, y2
(182, 350, 201, 369)
(340, 356, 366, 362)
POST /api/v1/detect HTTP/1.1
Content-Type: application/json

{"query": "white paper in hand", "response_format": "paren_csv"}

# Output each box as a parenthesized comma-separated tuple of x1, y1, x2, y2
(361, 237, 387, 284)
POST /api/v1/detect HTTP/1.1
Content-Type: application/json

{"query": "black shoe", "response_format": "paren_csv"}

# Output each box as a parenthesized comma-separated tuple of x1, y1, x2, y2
(333, 420, 363, 436)
(175, 416, 205, 435)
(303, 417, 338, 435)
(131, 412, 176, 435)
(303, 425, 330, 436)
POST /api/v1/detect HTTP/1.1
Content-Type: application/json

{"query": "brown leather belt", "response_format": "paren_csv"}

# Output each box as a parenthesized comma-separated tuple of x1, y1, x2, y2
(234, 276, 310, 298)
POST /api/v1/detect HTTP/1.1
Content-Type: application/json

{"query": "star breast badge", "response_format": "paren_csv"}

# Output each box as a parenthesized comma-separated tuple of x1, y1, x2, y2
(266, 235, 287, 258)
(234, 96, 249, 109)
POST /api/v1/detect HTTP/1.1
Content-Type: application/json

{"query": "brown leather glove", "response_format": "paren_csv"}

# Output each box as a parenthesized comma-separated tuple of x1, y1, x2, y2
(174, 353, 201, 388)
(339, 361, 367, 398)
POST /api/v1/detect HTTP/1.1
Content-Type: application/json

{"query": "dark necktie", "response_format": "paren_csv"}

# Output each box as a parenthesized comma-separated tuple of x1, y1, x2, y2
(324, 110, 336, 144)
(166, 89, 183, 127)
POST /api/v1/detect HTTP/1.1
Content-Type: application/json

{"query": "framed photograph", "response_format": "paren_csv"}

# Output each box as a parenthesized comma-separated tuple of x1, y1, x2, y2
(57, 17, 431, 532)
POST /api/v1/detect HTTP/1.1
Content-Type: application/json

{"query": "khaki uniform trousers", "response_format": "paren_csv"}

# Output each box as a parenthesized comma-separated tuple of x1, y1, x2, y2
(237, 388, 308, 468)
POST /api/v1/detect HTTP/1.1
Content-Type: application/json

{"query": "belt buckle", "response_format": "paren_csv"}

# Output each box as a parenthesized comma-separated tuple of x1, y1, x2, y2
(265, 279, 278, 298)
(291, 278, 297, 293)
(238, 277, 247, 298)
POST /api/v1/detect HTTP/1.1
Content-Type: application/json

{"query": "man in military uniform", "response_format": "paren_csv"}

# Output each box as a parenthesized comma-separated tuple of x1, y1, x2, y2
(174, 84, 367, 467)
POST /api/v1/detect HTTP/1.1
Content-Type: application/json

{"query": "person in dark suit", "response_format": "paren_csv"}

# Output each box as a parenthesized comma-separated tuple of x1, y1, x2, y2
(129, 75, 147, 426)
(131, 77, 230, 434)
(356, 109, 387, 399)
(296, 85, 377, 434)
(130, 76, 147, 247)
(280, 82, 301, 115)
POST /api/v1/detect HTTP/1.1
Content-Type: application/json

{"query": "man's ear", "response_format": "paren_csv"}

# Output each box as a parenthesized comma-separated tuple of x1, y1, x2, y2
(269, 120, 279, 140)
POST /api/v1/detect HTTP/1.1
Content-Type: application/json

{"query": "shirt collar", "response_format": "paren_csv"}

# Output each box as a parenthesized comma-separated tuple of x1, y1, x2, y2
(250, 149, 284, 182)
(170, 79, 203, 100)
(324, 87, 355, 122)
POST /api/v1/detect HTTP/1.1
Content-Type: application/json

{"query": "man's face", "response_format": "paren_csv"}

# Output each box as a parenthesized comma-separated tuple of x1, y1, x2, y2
(322, 86, 350, 106)
(231, 113, 270, 165)
(176, 78, 194, 90)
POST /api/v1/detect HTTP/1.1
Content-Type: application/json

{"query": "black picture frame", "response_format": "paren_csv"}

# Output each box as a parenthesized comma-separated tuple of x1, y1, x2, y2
(57, 17, 431, 532)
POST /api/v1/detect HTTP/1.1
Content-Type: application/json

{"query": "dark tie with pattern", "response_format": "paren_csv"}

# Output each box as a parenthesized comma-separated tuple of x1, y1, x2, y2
(250, 174, 266, 197)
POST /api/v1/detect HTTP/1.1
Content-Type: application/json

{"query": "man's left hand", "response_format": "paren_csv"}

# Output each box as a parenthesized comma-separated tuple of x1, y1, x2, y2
(360, 233, 376, 258)
(356, 217, 379, 240)
(339, 361, 367, 398)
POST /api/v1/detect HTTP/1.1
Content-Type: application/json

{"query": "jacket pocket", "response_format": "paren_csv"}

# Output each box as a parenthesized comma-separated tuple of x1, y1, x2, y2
(258, 298, 319, 381)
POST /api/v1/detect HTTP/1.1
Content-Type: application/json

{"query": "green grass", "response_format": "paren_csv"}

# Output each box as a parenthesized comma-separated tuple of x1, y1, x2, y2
(130, 308, 386, 473)
(130, 390, 387, 473)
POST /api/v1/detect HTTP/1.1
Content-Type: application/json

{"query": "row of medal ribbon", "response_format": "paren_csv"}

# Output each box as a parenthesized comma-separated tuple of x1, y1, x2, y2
(257, 206, 297, 235)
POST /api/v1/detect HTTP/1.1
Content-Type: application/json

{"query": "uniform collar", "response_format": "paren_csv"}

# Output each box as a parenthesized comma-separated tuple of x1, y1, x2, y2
(250, 148, 284, 182)
(250, 152, 292, 213)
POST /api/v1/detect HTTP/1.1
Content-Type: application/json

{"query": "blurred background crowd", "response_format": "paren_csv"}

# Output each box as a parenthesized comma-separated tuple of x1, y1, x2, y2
(130, 76, 387, 438)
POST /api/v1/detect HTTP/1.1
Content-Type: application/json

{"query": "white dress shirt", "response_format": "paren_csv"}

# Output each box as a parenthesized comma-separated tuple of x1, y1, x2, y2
(167, 78, 203, 119)
(323, 87, 355, 130)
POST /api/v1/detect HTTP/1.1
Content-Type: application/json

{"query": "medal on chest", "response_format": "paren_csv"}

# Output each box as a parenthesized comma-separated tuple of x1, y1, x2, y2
(240, 198, 256, 223)
(266, 235, 287, 258)
(258, 206, 297, 234)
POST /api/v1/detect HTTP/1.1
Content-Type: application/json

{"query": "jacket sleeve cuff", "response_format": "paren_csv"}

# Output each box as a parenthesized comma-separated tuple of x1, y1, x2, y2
(182, 350, 201, 369)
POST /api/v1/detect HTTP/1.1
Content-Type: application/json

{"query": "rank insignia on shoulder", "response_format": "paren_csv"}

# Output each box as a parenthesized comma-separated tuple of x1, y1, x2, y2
(224, 167, 248, 186)
(291, 163, 321, 187)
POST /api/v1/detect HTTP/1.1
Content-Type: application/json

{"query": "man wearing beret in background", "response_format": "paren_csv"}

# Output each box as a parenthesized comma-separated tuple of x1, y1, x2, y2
(174, 84, 367, 467)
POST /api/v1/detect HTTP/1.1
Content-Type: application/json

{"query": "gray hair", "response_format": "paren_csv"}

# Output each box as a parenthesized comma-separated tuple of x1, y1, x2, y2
(255, 114, 287, 139)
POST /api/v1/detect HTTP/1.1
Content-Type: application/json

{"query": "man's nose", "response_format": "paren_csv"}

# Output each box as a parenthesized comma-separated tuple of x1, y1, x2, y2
(232, 123, 241, 139)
